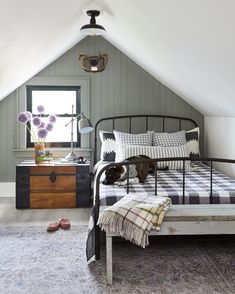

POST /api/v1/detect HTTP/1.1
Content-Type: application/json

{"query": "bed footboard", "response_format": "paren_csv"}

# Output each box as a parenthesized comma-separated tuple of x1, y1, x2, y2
(94, 157, 235, 260)
(105, 204, 235, 284)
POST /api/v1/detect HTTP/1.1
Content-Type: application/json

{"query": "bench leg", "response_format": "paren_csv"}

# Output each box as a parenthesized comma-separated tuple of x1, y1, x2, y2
(106, 235, 113, 284)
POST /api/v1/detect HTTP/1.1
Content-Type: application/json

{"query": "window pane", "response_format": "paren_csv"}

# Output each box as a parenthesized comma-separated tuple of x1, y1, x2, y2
(27, 85, 81, 148)
(30, 117, 77, 143)
(32, 91, 77, 114)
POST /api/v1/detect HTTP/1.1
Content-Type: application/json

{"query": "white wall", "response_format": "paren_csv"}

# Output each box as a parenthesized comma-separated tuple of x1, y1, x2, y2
(205, 117, 235, 178)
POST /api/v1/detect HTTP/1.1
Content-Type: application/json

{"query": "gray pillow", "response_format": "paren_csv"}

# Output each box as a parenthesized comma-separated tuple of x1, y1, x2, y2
(114, 130, 153, 162)
(153, 130, 186, 147)
(114, 130, 153, 145)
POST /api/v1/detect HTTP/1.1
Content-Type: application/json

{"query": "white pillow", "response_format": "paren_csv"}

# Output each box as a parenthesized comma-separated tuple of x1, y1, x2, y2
(116, 144, 190, 170)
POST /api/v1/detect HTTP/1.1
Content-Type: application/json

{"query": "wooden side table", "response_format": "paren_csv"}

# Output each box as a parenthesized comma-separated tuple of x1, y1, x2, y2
(16, 161, 91, 209)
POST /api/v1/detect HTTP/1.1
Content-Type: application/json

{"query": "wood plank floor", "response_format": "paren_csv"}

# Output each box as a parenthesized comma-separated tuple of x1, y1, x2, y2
(0, 197, 91, 227)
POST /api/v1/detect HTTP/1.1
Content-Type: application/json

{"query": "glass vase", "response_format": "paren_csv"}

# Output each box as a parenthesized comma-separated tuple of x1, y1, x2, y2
(34, 143, 45, 164)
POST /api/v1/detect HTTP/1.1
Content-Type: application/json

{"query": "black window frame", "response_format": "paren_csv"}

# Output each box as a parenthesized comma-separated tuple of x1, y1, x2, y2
(26, 85, 81, 148)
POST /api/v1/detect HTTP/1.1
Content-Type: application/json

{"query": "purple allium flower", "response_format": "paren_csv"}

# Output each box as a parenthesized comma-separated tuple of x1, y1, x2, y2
(17, 107, 56, 144)
(38, 122, 46, 129)
(25, 111, 32, 121)
(37, 105, 45, 113)
(32, 116, 41, 126)
(17, 112, 29, 124)
(48, 114, 57, 123)
(37, 128, 48, 139)
(46, 123, 54, 132)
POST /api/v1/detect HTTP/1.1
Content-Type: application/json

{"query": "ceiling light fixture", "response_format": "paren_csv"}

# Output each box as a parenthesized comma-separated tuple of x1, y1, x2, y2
(80, 10, 106, 36)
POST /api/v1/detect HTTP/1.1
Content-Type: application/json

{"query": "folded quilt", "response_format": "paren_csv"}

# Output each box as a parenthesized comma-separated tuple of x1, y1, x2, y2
(98, 194, 172, 248)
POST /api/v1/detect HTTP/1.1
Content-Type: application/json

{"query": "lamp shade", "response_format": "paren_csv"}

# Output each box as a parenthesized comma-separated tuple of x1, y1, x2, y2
(80, 24, 105, 36)
(78, 114, 93, 133)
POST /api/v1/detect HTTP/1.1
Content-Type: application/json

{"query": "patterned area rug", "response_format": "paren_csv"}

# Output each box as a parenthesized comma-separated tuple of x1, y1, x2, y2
(0, 226, 235, 294)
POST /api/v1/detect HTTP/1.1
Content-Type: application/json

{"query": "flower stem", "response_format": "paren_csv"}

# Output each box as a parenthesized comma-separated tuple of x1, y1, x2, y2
(27, 125, 37, 143)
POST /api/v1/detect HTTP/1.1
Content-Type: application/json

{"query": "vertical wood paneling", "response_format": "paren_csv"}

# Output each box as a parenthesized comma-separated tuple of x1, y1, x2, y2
(0, 36, 204, 181)
(127, 60, 141, 115)
(120, 54, 128, 114)
(0, 91, 17, 181)
(113, 49, 121, 115)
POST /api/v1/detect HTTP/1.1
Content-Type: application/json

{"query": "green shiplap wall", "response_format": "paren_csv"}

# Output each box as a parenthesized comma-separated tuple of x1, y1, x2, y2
(0, 36, 203, 182)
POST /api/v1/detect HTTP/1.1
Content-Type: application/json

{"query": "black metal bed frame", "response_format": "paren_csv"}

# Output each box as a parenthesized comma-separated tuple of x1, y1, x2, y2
(93, 114, 235, 259)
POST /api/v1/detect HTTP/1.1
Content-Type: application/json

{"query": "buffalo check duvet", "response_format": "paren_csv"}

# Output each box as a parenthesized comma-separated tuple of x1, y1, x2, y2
(99, 163, 235, 205)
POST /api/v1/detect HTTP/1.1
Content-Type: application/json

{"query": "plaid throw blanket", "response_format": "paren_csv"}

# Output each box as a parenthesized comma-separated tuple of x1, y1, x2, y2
(98, 194, 172, 248)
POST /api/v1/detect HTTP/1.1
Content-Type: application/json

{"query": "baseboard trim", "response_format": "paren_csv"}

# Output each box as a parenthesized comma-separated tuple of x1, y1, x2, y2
(0, 182, 15, 197)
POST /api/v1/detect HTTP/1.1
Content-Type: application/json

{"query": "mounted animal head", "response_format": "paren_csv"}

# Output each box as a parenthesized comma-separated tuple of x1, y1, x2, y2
(78, 53, 108, 72)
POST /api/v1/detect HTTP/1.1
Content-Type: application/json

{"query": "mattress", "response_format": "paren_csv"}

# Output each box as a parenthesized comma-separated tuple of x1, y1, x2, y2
(95, 163, 235, 206)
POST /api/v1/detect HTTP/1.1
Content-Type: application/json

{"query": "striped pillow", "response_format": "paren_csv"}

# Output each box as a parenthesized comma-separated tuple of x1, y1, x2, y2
(116, 144, 190, 170)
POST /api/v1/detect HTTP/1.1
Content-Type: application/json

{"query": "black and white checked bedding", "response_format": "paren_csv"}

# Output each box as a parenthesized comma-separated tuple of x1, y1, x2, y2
(98, 163, 235, 205)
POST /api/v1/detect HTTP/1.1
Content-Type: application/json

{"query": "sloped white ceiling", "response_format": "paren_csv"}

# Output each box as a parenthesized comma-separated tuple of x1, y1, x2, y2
(1, 0, 235, 116)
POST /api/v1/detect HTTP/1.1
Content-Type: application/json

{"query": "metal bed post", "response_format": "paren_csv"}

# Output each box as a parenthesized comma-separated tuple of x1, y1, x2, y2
(146, 116, 148, 132)
(127, 164, 130, 194)
(155, 163, 158, 196)
(210, 160, 213, 204)
(182, 159, 185, 204)
(94, 165, 103, 261)
(94, 132, 98, 167)
(95, 222, 100, 260)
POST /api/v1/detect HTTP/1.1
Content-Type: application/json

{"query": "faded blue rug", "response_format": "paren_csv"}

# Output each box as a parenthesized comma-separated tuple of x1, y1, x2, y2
(0, 226, 235, 294)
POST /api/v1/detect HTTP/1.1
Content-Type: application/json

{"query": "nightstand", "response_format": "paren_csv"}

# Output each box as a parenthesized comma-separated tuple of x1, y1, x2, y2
(16, 161, 91, 209)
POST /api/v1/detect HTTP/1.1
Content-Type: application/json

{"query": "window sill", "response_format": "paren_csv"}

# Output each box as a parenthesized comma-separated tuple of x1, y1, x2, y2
(13, 148, 93, 159)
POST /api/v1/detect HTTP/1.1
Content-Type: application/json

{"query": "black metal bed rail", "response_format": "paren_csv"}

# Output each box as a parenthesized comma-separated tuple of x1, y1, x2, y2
(93, 114, 198, 166)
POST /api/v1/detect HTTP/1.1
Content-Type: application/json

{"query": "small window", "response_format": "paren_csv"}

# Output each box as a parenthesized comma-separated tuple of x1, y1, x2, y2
(26, 85, 81, 148)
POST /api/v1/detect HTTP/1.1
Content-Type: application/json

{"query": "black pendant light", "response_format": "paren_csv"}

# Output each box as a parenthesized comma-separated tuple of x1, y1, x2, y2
(80, 10, 106, 36)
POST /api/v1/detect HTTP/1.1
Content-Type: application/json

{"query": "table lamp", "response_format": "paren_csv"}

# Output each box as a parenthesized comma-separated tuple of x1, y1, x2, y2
(64, 105, 93, 161)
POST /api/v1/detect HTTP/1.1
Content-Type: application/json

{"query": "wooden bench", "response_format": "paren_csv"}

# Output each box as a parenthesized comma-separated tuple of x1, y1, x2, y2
(105, 204, 235, 284)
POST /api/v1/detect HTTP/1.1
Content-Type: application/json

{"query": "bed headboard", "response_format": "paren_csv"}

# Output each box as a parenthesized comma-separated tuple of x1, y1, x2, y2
(93, 114, 198, 165)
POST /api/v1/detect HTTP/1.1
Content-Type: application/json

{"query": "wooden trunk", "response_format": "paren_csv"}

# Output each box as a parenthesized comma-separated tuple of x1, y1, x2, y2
(16, 163, 91, 209)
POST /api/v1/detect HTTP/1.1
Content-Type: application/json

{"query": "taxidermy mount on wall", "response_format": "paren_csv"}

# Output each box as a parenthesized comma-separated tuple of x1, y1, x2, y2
(78, 53, 108, 72)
